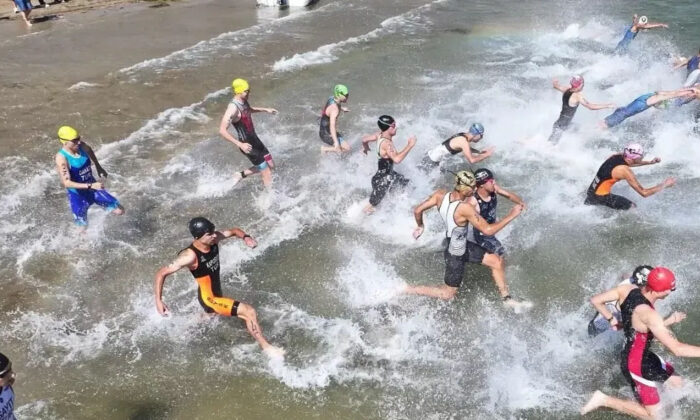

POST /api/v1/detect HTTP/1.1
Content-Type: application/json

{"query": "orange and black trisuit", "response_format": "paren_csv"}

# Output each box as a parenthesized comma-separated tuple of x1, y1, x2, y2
(584, 153, 634, 210)
(186, 243, 239, 316)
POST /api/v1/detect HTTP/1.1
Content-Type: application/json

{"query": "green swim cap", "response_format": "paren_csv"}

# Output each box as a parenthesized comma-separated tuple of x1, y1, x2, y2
(334, 84, 348, 98)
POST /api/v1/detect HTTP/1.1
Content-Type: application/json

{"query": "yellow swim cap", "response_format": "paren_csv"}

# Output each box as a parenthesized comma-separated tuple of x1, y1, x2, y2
(232, 78, 250, 94)
(57, 126, 79, 142)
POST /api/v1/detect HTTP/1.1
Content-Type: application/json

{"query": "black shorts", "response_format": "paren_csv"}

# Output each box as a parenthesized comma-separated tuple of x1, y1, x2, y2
(443, 242, 488, 287)
(584, 192, 633, 210)
(369, 170, 409, 206)
(239, 134, 271, 167)
(473, 234, 505, 256)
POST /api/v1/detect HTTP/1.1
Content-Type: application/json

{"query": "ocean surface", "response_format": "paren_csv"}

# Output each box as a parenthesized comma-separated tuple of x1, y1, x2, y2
(2, 0, 700, 418)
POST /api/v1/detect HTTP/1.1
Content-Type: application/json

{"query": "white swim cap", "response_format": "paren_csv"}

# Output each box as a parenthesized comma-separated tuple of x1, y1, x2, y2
(638, 16, 648, 25)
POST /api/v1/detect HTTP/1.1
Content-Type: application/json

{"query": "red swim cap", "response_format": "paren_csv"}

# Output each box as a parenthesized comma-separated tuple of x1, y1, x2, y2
(570, 75, 584, 89)
(647, 267, 676, 292)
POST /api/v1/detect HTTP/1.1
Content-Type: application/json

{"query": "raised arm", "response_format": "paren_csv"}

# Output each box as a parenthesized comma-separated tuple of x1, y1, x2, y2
(579, 96, 616, 111)
(465, 203, 522, 236)
(154, 250, 197, 315)
(619, 166, 674, 197)
(644, 307, 700, 357)
(387, 136, 417, 164)
(552, 79, 569, 93)
(495, 184, 526, 207)
(80, 142, 108, 178)
(217, 227, 257, 248)
(412, 191, 441, 239)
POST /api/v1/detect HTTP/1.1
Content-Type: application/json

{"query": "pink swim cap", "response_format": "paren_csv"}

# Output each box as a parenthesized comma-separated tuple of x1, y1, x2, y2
(570, 75, 584, 89)
(623, 143, 644, 159)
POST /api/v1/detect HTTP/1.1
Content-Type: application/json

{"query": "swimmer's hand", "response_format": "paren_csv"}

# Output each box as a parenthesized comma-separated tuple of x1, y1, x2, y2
(341, 106, 350, 113)
(243, 235, 257, 248)
(361, 142, 371, 155)
(239, 143, 253, 153)
(95, 165, 108, 178)
(662, 177, 676, 189)
(90, 182, 105, 190)
(482, 147, 495, 157)
(407, 136, 417, 147)
(509, 204, 524, 217)
(650, 157, 661, 164)
(667, 311, 687, 326)
(156, 300, 170, 316)
(413, 226, 424, 240)
(266, 108, 278, 115)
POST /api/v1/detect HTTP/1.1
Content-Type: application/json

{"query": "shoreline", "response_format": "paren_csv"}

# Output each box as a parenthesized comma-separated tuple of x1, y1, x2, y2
(0, 0, 170, 22)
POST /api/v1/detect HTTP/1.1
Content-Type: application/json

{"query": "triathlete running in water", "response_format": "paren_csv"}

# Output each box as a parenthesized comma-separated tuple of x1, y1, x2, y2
(53, 125, 124, 229)
(548, 75, 614, 143)
(319, 84, 350, 153)
(587, 265, 653, 337)
(614, 14, 668, 54)
(584, 143, 674, 210)
(0, 352, 16, 420)
(219, 78, 278, 187)
(581, 267, 700, 419)
(600, 89, 694, 128)
(361, 115, 417, 214)
(154, 217, 284, 358)
(673, 48, 700, 87)
(423, 123, 492, 166)
(406, 171, 527, 309)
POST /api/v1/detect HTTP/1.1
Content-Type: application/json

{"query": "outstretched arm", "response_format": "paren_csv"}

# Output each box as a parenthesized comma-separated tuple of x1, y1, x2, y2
(639, 22, 668, 30)
(644, 307, 700, 357)
(217, 228, 257, 248)
(154, 250, 196, 315)
(387, 136, 417, 164)
(495, 184, 526, 207)
(579, 96, 616, 111)
(465, 203, 523, 236)
(461, 145, 493, 164)
(628, 156, 661, 167)
(251, 106, 278, 114)
(620, 167, 674, 197)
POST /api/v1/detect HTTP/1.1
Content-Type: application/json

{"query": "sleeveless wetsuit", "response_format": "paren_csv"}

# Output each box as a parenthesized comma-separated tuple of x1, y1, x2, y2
(59, 147, 120, 226)
(229, 99, 272, 169)
(584, 154, 633, 210)
(427, 132, 467, 163)
(615, 25, 638, 53)
(186, 243, 239, 316)
(549, 90, 579, 143)
(604, 93, 655, 128)
(0, 385, 15, 420)
(439, 192, 470, 287)
(687, 56, 700, 75)
(368, 137, 409, 207)
(469, 191, 505, 256)
(319, 97, 345, 146)
(619, 288, 675, 406)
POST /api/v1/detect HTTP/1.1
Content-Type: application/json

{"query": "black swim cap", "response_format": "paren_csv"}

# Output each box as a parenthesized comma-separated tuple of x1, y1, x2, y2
(474, 168, 494, 186)
(377, 115, 395, 131)
(0, 353, 10, 377)
(188, 217, 215, 239)
(631, 265, 653, 286)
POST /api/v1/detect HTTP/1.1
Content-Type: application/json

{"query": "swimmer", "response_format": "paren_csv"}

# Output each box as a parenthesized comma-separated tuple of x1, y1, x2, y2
(319, 84, 351, 153)
(54, 126, 125, 229)
(361, 115, 416, 214)
(600, 89, 694, 128)
(584, 143, 674, 210)
(154, 217, 284, 358)
(219, 78, 278, 187)
(465, 168, 532, 310)
(405, 171, 526, 306)
(423, 123, 492, 167)
(587, 265, 652, 337)
(581, 267, 700, 419)
(614, 14, 668, 54)
(672, 48, 700, 87)
(0, 352, 16, 420)
(548, 75, 614, 143)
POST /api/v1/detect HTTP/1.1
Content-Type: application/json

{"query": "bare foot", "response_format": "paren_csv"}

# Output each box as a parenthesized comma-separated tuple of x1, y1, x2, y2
(581, 390, 607, 415)
(363, 204, 375, 215)
(263, 345, 286, 360)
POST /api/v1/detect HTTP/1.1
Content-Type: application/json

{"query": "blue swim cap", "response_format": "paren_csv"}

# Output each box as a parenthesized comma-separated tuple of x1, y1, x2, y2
(469, 123, 484, 136)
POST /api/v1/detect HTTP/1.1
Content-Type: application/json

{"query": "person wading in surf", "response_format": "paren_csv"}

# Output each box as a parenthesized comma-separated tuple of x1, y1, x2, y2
(319, 84, 351, 153)
(581, 267, 700, 419)
(548, 75, 614, 143)
(154, 217, 284, 358)
(405, 171, 528, 310)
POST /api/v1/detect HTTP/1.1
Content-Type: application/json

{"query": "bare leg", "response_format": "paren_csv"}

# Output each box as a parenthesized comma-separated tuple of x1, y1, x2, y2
(260, 167, 273, 187)
(236, 302, 284, 357)
(403, 284, 457, 300)
(21, 10, 32, 26)
(481, 253, 508, 298)
(581, 390, 657, 419)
